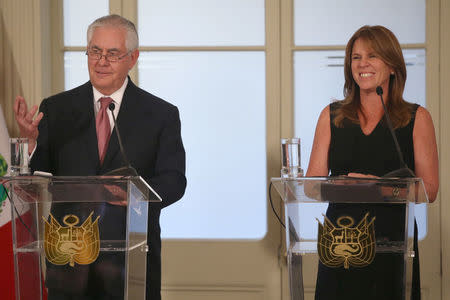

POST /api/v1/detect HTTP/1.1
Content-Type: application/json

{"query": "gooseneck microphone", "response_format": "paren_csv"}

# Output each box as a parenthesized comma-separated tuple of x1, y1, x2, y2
(104, 102, 138, 176)
(376, 86, 415, 178)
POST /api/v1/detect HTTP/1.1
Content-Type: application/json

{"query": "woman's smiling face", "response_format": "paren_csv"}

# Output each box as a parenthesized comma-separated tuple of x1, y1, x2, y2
(351, 38, 393, 95)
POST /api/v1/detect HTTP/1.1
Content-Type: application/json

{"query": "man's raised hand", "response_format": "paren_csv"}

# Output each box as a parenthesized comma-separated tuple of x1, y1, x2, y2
(13, 96, 43, 152)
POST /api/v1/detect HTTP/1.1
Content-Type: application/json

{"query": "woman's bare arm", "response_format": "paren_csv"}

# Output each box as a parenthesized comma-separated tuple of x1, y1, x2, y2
(306, 106, 331, 176)
(413, 107, 439, 202)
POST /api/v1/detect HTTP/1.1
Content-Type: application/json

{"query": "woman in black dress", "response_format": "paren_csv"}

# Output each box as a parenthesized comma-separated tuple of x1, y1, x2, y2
(306, 25, 439, 300)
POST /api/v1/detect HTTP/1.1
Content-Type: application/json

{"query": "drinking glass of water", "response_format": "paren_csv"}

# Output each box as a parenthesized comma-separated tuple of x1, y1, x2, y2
(10, 138, 30, 176)
(281, 138, 303, 178)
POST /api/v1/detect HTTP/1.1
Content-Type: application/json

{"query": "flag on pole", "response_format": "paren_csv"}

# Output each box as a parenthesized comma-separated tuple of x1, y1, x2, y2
(0, 103, 14, 300)
(0, 103, 48, 300)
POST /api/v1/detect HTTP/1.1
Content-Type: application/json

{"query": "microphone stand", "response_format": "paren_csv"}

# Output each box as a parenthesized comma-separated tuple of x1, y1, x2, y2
(104, 103, 138, 176)
(376, 86, 415, 178)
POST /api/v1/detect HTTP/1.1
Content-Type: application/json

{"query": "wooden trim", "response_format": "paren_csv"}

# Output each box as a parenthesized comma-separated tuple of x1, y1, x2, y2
(280, 0, 294, 299)
(119, 0, 138, 82)
(265, 0, 283, 250)
(292, 43, 426, 51)
(440, 0, 450, 298)
(50, 0, 64, 94)
(419, 0, 443, 299)
(280, 0, 294, 139)
(64, 46, 266, 52)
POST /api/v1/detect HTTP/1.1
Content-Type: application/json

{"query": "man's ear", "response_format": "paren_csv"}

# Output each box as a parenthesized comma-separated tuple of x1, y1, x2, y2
(129, 49, 139, 70)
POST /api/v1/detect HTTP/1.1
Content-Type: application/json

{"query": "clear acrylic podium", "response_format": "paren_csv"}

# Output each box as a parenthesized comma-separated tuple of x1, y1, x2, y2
(5, 175, 160, 300)
(271, 177, 428, 300)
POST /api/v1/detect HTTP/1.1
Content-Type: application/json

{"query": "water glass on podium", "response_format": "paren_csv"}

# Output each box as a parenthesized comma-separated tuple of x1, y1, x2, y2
(10, 138, 30, 176)
(281, 138, 303, 178)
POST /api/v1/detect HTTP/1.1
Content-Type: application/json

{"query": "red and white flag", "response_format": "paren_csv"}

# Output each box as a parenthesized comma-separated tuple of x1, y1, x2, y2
(0, 103, 14, 300)
(1, 104, 48, 300)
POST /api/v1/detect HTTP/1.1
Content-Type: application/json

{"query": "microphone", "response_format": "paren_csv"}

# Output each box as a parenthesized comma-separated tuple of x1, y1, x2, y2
(104, 102, 138, 176)
(376, 86, 415, 178)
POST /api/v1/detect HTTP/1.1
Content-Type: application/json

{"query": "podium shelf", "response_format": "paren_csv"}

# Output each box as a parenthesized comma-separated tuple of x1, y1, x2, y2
(15, 239, 148, 253)
(290, 241, 414, 255)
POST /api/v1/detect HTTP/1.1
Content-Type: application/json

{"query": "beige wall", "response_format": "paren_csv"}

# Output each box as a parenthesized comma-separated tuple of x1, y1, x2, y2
(0, 0, 51, 137)
(440, 0, 450, 298)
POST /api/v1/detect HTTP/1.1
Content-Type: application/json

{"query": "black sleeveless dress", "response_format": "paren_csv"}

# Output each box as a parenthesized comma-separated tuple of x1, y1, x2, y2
(314, 102, 420, 300)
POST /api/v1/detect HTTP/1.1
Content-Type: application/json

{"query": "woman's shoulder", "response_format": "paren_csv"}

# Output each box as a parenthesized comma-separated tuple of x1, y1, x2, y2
(329, 100, 344, 111)
(329, 100, 346, 124)
(402, 101, 422, 125)
(402, 100, 420, 115)
(414, 105, 434, 127)
(312, 104, 331, 131)
(319, 103, 331, 121)
(403, 102, 435, 137)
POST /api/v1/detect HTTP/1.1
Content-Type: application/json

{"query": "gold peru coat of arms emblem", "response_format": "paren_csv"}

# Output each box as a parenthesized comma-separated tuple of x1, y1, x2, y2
(43, 212, 100, 267)
(317, 213, 376, 269)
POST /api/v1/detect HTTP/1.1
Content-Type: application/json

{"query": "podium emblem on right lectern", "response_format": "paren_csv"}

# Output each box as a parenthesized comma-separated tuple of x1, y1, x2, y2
(317, 213, 376, 269)
(43, 212, 100, 267)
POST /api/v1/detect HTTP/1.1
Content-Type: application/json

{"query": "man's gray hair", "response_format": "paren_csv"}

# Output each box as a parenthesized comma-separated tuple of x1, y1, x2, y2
(87, 14, 139, 51)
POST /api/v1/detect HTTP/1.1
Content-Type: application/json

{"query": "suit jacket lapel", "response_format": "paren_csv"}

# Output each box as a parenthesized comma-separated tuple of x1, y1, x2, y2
(73, 82, 101, 170)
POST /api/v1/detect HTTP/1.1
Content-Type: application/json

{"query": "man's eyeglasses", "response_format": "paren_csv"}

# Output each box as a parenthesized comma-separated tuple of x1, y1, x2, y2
(85, 49, 131, 62)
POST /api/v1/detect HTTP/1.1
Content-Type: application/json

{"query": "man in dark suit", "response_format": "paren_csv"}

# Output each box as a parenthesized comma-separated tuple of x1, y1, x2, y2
(14, 14, 186, 300)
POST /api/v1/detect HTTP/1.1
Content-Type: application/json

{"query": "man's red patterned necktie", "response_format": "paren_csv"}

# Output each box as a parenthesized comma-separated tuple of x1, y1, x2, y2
(96, 97, 113, 164)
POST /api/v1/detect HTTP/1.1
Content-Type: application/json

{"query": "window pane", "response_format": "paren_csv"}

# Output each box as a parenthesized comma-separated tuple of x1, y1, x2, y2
(294, 0, 425, 45)
(403, 49, 426, 106)
(138, 0, 265, 46)
(294, 51, 345, 172)
(293, 49, 427, 239)
(64, 0, 109, 46)
(64, 52, 88, 90)
(138, 52, 266, 239)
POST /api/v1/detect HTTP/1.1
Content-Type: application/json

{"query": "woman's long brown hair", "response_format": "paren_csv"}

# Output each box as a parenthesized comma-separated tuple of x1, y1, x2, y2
(333, 25, 415, 128)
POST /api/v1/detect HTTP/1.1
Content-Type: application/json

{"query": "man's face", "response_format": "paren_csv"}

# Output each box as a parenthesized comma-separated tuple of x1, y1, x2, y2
(87, 26, 139, 95)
